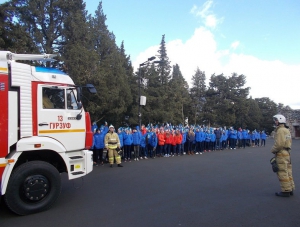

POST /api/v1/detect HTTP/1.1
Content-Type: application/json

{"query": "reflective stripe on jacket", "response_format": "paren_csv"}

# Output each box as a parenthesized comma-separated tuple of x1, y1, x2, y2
(105, 132, 120, 149)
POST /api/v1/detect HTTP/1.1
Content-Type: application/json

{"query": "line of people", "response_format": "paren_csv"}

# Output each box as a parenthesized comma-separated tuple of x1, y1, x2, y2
(91, 122, 268, 165)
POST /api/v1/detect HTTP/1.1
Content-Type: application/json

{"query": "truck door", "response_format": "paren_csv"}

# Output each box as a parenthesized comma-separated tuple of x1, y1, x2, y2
(37, 85, 86, 151)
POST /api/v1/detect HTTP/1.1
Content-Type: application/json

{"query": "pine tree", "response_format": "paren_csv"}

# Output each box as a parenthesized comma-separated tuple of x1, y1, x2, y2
(0, 2, 38, 53)
(156, 34, 171, 85)
(85, 1, 132, 125)
(204, 72, 251, 127)
(255, 97, 277, 133)
(245, 98, 262, 130)
(139, 62, 162, 125)
(10, 0, 70, 54)
(190, 67, 206, 124)
(168, 64, 190, 124)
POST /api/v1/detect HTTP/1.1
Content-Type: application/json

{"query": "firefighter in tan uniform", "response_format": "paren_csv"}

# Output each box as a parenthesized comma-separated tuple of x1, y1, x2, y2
(271, 114, 295, 197)
(105, 125, 123, 168)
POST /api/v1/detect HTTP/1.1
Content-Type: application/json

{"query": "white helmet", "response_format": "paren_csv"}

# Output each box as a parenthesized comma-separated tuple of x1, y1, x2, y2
(109, 125, 114, 128)
(273, 114, 286, 124)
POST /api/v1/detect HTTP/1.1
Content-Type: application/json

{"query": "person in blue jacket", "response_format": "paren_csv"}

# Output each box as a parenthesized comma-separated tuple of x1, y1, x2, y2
(247, 130, 251, 147)
(92, 121, 98, 133)
(237, 129, 243, 149)
(241, 129, 248, 149)
(147, 128, 158, 158)
(255, 130, 260, 147)
(181, 129, 187, 155)
(132, 127, 141, 161)
(221, 130, 227, 150)
(92, 125, 109, 165)
(260, 130, 267, 146)
(195, 128, 201, 154)
(200, 128, 206, 153)
(140, 133, 147, 159)
(210, 129, 216, 151)
(123, 128, 133, 162)
(229, 128, 237, 149)
(117, 128, 124, 159)
(251, 131, 256, 147)
(204, 129, 211, 152)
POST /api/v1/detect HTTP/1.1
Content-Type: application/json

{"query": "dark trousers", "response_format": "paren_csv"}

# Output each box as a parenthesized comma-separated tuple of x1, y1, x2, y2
(216, 139, 221, 149)
(205, 141, 210, 150)
(164, 144, 171, 155)
(230, 138, 237, 149)
(187, 141, 194, 152)
(157, 145, 164, 156)
(124, 145, 131, 159)
(196, 142, 201, 152)
(147, 144, 154, 157)
(242, 139, 246, 148)
(177, 144, 182, 155)
(211, 141, 216, 150)
(93, 148, 103, 163)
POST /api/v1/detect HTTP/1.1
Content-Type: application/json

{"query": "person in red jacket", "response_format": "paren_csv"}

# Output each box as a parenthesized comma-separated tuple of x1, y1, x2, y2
(175, 129, 183, 156)
(141, 124, 147, 135)
(157, 128, 165, 158)
(164, 129, 172, 157)
(170, 130, 177, 157)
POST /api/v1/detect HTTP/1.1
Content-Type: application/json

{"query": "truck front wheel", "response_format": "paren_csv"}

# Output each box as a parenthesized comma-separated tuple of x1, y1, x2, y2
(4, 161, 61, 215)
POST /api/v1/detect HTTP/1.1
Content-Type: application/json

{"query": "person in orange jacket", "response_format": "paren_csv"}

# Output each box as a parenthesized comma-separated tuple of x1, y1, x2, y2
(170, 130, 177, 157)
(175, 129, 183, 156)
(164, 129, 172, 157)
(157, 128, 165, 158)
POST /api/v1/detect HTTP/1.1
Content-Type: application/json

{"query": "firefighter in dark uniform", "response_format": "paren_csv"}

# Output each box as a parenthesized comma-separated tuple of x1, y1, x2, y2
(271, 114, 295, 197)
(104, 125, 123, 168)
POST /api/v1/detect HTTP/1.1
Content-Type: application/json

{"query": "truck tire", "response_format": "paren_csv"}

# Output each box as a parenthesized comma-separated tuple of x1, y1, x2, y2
(4, 161, 61, 215)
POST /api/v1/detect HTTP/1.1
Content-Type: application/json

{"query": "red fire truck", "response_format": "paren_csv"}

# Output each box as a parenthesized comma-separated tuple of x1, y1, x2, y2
(0, 51, 95, 215)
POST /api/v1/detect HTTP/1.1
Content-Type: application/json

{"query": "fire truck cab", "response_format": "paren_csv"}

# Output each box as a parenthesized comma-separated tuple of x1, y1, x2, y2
(0, 51, 95, 215)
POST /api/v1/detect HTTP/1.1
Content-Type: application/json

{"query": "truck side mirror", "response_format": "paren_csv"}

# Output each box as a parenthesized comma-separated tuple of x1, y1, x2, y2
(86, 84, 97, 94)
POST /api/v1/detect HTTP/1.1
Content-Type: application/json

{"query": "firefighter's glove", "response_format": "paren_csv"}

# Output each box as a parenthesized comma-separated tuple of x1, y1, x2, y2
(270, 157, 279, 173)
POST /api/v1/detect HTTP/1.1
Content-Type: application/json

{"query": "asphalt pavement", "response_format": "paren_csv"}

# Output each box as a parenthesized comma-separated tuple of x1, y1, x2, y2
(1, 139, 300, 227)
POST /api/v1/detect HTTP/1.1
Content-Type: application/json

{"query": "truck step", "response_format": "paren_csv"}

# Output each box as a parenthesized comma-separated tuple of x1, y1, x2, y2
(69, 156, 84, 160)
(71, 171, 85, 175)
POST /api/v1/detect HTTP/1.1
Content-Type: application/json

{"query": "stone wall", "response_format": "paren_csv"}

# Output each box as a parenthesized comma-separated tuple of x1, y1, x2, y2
(279, 108, 300, 139)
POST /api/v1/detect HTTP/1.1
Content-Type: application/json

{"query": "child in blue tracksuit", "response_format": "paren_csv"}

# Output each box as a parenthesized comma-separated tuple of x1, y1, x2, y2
(123, 129, 133, 162)
(118, 128, 124, 159)
(241, 129, 248, 149)
(237, 130, 242, 148)
(180, 130, 186, 154)
(132, 128, 141, 160)
(260, 130, 267, 146)
(148, 129, 158, 158)
(92, 125, 108, 165)
(221, 131, 227, 150)
(251, 131, 256, 147)
(255, 131, 260, 146)
(229, 129, 237, 149)
(204, 130, 211, 152)
(195, 128, 201, 153)
(210, 130, 216, 151)
(140, 133, 147, 159)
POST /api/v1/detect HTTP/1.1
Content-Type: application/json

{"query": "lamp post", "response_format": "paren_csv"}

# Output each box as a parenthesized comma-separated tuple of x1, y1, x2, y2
(138, 56, 157, 129)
